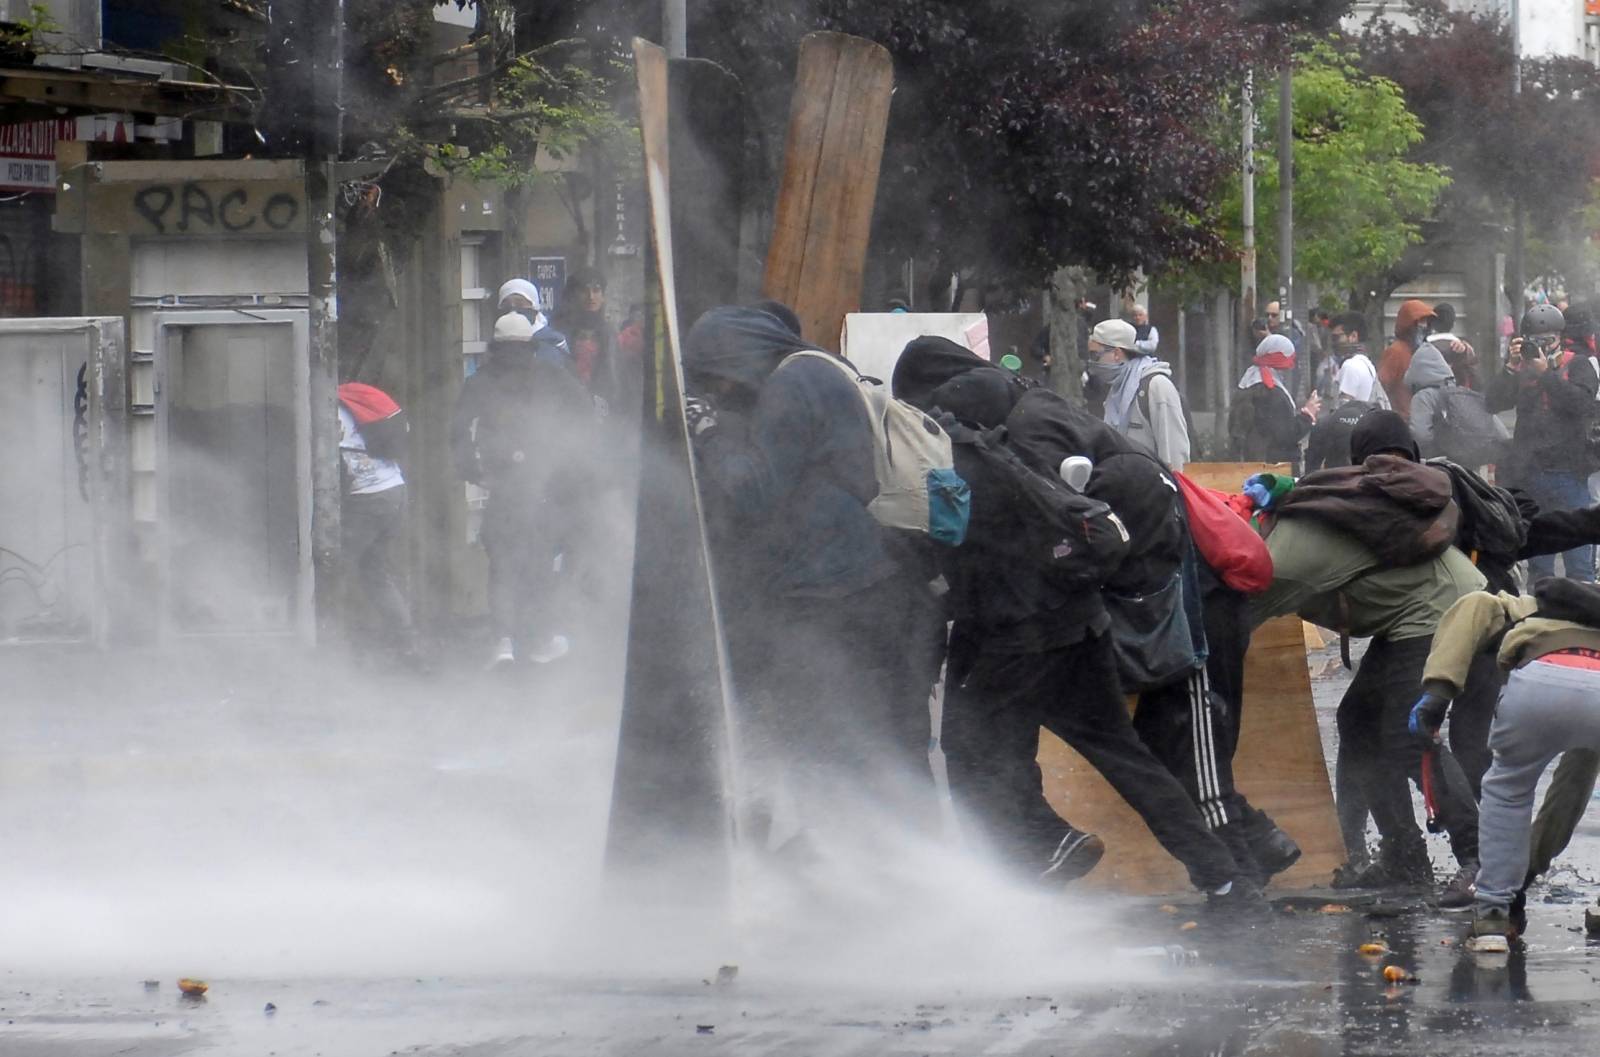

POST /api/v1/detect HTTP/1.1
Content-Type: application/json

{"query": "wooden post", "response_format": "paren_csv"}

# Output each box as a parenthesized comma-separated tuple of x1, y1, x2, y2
(761, 32, 893, 350)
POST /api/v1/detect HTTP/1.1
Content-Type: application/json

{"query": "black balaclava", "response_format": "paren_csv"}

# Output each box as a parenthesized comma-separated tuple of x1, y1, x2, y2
(927, 369, 1022, 430)
(684, 305, 822, 401)
(893, 336, 995, 409)
(1350, 408, 1420, 465)
(749, 299, 803, 339)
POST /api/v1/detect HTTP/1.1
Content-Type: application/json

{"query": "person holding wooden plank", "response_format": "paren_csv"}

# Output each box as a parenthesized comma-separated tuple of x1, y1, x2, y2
(681, 306, 944, 847)
(1249, 411, 1485, 905)
(894, 339, 1266, 906)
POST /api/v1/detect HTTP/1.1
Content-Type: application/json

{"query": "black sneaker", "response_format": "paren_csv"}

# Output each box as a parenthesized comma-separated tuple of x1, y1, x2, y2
(1216, 821, 1266, 888)
(1439, 861, 1478, 912)
(1244, 813, 1303, 879)
(1331, 859, 1389, 889)
(1041, 828, 1105, 883)
(1378, 834, 1435, 889)
(1206, 876, 1270, 916)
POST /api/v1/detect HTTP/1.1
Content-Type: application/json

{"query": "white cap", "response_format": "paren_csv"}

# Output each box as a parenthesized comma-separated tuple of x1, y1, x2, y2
(497, 277, 541, 311)
(1090, 318, 1139, 352)
(493, 311, 536, 342)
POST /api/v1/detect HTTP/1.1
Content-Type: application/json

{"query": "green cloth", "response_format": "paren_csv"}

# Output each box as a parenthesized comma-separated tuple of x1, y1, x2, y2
(1526, 748, 1600, 888)
(1249, 516, 1486, 639)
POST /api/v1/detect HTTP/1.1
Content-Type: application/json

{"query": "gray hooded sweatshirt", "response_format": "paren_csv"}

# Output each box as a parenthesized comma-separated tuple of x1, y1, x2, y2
(1122, 359, 1190, 472)
(1406, 342, 1509, 457)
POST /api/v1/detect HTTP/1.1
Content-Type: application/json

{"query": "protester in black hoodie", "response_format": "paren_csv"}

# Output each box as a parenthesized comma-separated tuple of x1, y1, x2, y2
(452, 312, 597, 667)
(684, 307, 940, 840)
(1004, 378, 1299, 887)
(893, 338, 1260, 903)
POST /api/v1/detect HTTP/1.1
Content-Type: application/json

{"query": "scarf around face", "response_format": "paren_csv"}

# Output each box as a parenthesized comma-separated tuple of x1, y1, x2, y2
(1101, 358, 1153, 432)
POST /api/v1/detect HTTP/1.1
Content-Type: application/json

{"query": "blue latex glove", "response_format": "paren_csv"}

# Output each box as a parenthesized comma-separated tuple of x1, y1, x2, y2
(1243, 475, 1275, 510)
(1407, 692, 1450, 742)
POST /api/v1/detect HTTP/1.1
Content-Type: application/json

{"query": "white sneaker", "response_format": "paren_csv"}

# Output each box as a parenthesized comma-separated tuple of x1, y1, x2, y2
(487, 637, 516, 670)
(526, 635, 570, 664)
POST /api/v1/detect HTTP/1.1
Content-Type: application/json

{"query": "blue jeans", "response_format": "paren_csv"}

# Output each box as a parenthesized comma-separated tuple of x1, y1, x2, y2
(1527, 470, 1596, 582)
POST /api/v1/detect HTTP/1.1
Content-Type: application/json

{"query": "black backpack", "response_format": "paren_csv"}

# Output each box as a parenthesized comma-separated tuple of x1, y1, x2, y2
(1226, 389, 1257, 459)
(1432, 387, 1508, 470)
(941, 418, 1131, 589)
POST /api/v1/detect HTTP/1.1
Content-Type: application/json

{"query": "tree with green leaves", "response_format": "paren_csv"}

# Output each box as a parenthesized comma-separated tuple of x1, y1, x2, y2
(1160, 40, 1449, 305)
(1357, 0, 1600, 306)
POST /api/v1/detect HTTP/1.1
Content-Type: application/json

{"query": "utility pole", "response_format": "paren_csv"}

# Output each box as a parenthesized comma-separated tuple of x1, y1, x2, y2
(664, 0, 686, 58)
(1239, 69, 1257, 400)
(1510, 0, 1526, 311)
(1278, 61, 1296, 397)
(299, 0, 345, 646)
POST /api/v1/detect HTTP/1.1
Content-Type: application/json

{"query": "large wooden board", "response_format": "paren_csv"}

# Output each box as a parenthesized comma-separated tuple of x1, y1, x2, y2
(1182, 461, 1292, 493)
(606, 40, 738, 894)
(761, 32, 893, 350)
(1037, 461, 1344, 894)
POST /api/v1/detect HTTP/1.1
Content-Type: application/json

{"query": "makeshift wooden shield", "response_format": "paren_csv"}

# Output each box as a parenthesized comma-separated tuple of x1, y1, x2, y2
(762, 32, 893, 349)
(605, 40, 740, 896)
(1037, 462, 1346, 893)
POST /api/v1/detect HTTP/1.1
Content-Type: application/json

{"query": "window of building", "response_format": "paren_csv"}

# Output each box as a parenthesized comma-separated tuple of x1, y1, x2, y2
(461, 235, 491, 376)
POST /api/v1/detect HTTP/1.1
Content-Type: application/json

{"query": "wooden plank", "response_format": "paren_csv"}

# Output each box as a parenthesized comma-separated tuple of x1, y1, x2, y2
(605, 40, 738, 895)
(1036, 461, 1343, 894)
(1181, 461, 1291, 493)
(761, 32, 893, 350)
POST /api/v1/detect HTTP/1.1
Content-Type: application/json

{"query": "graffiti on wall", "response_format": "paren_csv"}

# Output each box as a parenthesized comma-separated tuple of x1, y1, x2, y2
(132, 183, 302, 235)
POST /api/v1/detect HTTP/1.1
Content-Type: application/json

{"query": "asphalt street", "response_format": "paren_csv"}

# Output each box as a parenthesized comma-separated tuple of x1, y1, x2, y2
(6, 640, 1600, 1056)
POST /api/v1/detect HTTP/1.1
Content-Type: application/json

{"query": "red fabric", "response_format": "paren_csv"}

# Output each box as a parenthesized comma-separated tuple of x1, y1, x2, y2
(1253, 351, 1296, 389)
(1538, 648, 1600, 672)
(1222, 492, 1257, 522)
(337, 382, 401, 425)
(1174, 471, 1274, 595)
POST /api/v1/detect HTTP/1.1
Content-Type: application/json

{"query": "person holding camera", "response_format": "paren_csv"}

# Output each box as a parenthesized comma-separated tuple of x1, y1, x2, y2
(1488, 304, 1600, 582)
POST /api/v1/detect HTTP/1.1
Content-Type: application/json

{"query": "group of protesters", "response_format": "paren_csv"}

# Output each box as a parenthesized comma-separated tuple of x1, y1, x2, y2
(675, 296, 1600, 951)
(336, 267, 640, 670)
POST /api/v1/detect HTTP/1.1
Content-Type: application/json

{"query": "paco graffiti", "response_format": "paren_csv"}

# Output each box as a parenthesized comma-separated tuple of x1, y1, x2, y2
(132, 183, 302, 235)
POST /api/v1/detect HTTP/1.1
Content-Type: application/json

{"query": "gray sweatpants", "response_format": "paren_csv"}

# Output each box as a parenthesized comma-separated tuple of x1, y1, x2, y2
(1477, 660, 1600, 914)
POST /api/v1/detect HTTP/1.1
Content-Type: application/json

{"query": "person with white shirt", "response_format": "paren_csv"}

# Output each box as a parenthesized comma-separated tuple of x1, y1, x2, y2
(1304, 313, 1387, 472)
(337, 387, 420, 665)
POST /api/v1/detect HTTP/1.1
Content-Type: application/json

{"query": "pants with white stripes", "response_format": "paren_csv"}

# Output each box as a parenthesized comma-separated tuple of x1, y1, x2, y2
(1135, 665, 1237, 829)
(1134, 580, 1251, 830)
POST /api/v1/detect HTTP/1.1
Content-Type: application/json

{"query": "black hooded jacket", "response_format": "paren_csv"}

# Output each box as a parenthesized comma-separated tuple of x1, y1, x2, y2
(451, 337, 596, 502)
(1005, 387, 1185, 595)
(893, 338, 1110, 650)
(684, 307, 895, 600)
(1487, 352, 1599, 479)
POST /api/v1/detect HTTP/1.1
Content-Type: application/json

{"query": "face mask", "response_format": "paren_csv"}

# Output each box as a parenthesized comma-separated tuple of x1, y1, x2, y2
(1413, 322, 1432, 343)
(1086, 359, 1126, 386)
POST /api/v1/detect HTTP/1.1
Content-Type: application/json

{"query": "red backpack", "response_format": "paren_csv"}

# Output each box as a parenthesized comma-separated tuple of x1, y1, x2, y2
(1172, 470, 1273, 595)
(337, 382, 409, 463)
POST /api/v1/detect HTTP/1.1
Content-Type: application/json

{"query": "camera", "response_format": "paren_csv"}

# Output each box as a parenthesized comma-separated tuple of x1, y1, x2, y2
(1521, 333, 1560, 362)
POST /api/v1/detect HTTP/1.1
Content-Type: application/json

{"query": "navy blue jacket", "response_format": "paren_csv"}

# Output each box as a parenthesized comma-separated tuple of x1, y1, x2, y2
(688, 309, 895, 600)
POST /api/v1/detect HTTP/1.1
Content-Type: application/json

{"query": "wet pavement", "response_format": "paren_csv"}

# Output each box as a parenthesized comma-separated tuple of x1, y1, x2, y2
(12, 904, 1600, 1057)
(9, 640, 1600, 1055)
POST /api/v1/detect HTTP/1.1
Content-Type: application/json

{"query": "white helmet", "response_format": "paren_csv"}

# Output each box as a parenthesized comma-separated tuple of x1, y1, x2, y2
(497, 277, 541, 311)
